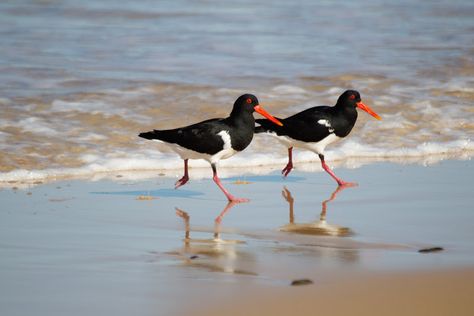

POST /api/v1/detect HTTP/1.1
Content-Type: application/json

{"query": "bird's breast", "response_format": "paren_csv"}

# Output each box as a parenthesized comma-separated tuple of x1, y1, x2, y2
(225, 127, 253, 152)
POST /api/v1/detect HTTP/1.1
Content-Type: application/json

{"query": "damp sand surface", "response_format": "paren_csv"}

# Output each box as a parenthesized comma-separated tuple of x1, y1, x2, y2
(1, 160, 474, 315)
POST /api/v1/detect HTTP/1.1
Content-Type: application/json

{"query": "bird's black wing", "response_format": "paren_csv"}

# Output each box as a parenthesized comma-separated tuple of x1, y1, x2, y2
(139, 118, 229, 155)
(256, 106, 334, 142)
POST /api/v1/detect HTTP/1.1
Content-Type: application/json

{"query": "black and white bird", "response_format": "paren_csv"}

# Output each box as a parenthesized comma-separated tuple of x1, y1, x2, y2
(255, 90, 381, 186)
(139, 94, 282, 202)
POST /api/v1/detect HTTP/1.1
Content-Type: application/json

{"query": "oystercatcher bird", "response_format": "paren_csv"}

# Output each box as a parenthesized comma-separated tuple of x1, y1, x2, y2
(139, 94, 282, 202)
(255, 90, 381, 186)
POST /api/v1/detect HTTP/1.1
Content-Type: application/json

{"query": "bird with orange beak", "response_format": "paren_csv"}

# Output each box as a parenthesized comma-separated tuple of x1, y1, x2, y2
(255, 90, 381, 186)
(139, 94, 282, 202)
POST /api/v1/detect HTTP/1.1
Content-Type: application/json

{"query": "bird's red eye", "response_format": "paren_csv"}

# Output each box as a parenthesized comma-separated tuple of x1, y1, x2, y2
(349, 94, 355, 100)
(246, 98, 252, 104)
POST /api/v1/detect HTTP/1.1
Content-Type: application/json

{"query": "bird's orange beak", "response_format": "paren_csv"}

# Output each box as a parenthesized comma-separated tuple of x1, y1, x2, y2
(356, 101, 381, 120)
(254, 105, 283, 126)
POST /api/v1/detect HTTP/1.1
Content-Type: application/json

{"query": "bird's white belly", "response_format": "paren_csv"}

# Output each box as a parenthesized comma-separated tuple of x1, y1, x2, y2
(152, 130, 238, 164)
(265, 132, 341, 154)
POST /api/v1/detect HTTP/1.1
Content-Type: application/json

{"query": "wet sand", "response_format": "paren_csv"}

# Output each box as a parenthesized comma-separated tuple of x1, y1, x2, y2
(1, 160, 473, 315)
(198, 268, 474, 316)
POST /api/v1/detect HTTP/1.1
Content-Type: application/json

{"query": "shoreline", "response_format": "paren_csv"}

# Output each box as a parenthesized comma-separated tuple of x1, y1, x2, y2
(1, 151, 472, 187)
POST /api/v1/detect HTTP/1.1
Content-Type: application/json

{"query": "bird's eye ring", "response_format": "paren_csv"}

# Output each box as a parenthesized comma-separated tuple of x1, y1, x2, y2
(246, 98, 252, 104)
(349, 94, 355, 100)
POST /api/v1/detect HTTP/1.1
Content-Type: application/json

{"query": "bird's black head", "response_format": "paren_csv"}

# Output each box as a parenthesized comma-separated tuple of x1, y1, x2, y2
(232, 94, 283, 126)
(337, 90, 381, 120)
(337, 90, 362, 107)
(234, 94, 260, 112)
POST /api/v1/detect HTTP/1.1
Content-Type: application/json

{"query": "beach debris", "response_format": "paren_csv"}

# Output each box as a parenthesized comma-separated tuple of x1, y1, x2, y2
(232, 180, 252, 185)
(291, 279, 313, 286)
(136, 195, 157, 200)
(190, 255, 199, 260)
(418, 247, 444, 253)
(49, 197, 74, 202)
(163, 251, 180, 256)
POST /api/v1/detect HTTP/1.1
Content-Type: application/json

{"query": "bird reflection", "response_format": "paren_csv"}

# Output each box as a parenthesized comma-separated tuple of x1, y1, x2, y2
(174, 202, 256, 275)
(280, 186, 353, 237)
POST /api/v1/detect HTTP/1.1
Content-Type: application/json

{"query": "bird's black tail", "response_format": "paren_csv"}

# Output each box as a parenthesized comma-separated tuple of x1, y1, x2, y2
(255, 118, 283, 134)
(139, 129, 181, 144)
(138, 130, 161, 140)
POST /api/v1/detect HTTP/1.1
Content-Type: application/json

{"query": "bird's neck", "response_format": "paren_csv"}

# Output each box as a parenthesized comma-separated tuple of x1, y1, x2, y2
(228, 111, 254, 127)
(332, 103, 358, 137)
(334, 103, 357, 120)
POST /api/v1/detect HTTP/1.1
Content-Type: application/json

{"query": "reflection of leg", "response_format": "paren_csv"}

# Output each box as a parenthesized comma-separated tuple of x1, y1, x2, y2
(282, 186, 295, 224)
(321, 185, 348, 219)
(175, 208, 190, 240)
(212, 163, 249, 203)
(215, 201, 238, 224)
(282, 147, 294, 177)
(175, 159, 189, 189)
(214, 202, 239, 240)
(318, 154, 357, 187)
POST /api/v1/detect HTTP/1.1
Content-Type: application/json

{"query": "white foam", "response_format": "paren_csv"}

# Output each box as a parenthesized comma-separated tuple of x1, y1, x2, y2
(1, 137, 472, 185)
(2, 79, 474, 184)
(325, 87, 343, 96)
(77, 133, 108, 141)
(440, 77, 474, 93)
(0, 131, 8, 143)
(418, 102, 441, 116)
(18, 117, 59, 136)
(0, 97, 11, 105)
(333, 139, 473, 159)
(51, 99, 109, 113)
(272, 85, 307, 95)
(375, 112, 415, 129)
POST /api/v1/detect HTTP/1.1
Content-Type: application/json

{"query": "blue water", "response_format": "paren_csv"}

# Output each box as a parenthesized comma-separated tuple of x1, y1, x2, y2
(1, 0, 473, 96)
(0, 0, 473, 181)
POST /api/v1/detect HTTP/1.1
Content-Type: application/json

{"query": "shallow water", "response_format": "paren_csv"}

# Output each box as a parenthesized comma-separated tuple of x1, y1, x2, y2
(1, 161, 474, 315)
(1, 0, 473, 182)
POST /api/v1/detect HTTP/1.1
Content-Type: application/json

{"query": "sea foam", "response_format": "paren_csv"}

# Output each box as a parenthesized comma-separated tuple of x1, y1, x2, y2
(1, 137, 471, 185)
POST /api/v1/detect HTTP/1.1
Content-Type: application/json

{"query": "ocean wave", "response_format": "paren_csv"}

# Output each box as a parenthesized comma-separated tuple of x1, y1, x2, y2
(1, 72, 473, 185)
(1, 138, 471, 185)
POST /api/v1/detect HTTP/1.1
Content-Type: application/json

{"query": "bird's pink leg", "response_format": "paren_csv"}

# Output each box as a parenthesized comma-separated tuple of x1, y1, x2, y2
(281, 147, 294, 177)
(175, 159, 189, 189)
(318, 154, 357, 187)
(212, 164, 249, 203)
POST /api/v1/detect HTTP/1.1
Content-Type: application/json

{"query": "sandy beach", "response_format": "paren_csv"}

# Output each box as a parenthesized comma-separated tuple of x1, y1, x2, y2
(1, 1, 473, 315)
(198, 268, 474, 316)
(1, 159, 473, 315)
